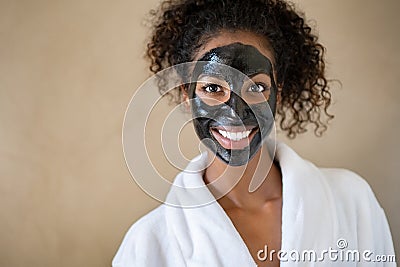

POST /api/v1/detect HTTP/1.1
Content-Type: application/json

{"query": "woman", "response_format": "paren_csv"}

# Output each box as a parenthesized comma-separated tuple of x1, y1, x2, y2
(114, 0, 395, 266)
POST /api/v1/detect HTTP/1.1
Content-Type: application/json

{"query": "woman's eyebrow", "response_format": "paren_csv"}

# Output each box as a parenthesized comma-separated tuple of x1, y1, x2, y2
(247, 71, 272, 77)
(197, 73, 228, 82)
(245, 74, 272, 83)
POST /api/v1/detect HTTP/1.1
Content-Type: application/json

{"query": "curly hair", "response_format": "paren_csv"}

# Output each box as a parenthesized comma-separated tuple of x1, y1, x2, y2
(146, 0, 334, 138)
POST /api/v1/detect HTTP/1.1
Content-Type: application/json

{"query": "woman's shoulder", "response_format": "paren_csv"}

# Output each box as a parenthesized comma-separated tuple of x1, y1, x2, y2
(320, 167, 372, 191)
(118, 204, 168, 242)
(277, 142, 382, 208)
(320, 167, 395, 258)
(112, 205, 172, 266)
(319, 167, 383, 211)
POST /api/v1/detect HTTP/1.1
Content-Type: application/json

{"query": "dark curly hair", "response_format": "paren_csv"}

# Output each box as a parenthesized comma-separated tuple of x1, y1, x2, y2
(146, 0, 334, 138)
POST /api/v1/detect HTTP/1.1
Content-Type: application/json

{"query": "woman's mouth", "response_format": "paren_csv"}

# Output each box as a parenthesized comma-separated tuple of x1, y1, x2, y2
(217, 129, 251, 141)
(210, 126, 258, 150)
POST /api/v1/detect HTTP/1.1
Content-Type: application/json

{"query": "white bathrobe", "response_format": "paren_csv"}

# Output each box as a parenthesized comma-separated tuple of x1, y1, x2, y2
(113, 142, 396, 266)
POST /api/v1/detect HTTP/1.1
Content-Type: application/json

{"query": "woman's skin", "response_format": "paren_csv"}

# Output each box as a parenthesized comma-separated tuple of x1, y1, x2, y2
(186, 30, 283, 267)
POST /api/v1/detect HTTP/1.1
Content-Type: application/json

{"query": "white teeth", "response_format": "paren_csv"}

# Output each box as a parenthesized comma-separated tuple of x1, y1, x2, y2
(220, 130, 227, 138)
(217, 129, 252, 141)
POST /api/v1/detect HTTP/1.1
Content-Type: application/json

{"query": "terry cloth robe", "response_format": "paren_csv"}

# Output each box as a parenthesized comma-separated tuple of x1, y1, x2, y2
(113, 142, 396, 266)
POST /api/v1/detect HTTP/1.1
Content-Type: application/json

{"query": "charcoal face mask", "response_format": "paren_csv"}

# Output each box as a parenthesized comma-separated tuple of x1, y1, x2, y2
(189, 43, 277, 166)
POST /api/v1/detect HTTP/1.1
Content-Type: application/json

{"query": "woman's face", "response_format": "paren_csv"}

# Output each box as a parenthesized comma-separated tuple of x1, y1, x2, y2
(187, 31, 278, 166)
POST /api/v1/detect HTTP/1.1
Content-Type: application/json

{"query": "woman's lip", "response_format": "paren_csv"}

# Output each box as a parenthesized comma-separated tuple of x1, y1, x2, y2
(210, 127, 258, 150)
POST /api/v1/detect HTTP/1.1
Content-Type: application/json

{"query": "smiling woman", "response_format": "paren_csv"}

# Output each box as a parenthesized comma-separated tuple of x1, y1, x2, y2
(113, 0, 396, 266)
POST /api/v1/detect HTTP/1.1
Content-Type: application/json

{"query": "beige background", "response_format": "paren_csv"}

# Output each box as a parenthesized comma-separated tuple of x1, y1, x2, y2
(0, 0, 398, 266)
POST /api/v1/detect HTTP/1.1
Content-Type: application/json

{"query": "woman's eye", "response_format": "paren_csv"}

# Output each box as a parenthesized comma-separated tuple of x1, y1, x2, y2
(203, 84, 222, 93)
(248, 84, 267, 93)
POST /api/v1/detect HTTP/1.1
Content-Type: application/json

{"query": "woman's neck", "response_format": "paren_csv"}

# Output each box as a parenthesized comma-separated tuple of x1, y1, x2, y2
(203, 146, 282, 210)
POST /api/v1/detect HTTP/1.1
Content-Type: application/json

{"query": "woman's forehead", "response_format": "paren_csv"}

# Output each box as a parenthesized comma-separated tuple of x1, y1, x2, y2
(197, 43, 273, 75)
(193, 30, 275, 65)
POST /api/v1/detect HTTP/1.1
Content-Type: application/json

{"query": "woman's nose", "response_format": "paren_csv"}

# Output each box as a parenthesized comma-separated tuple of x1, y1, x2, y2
(225, 93, 250, 119)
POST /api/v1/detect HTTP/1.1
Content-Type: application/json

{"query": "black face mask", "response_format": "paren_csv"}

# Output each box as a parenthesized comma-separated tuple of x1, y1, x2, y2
(189, 43, 277, 166)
